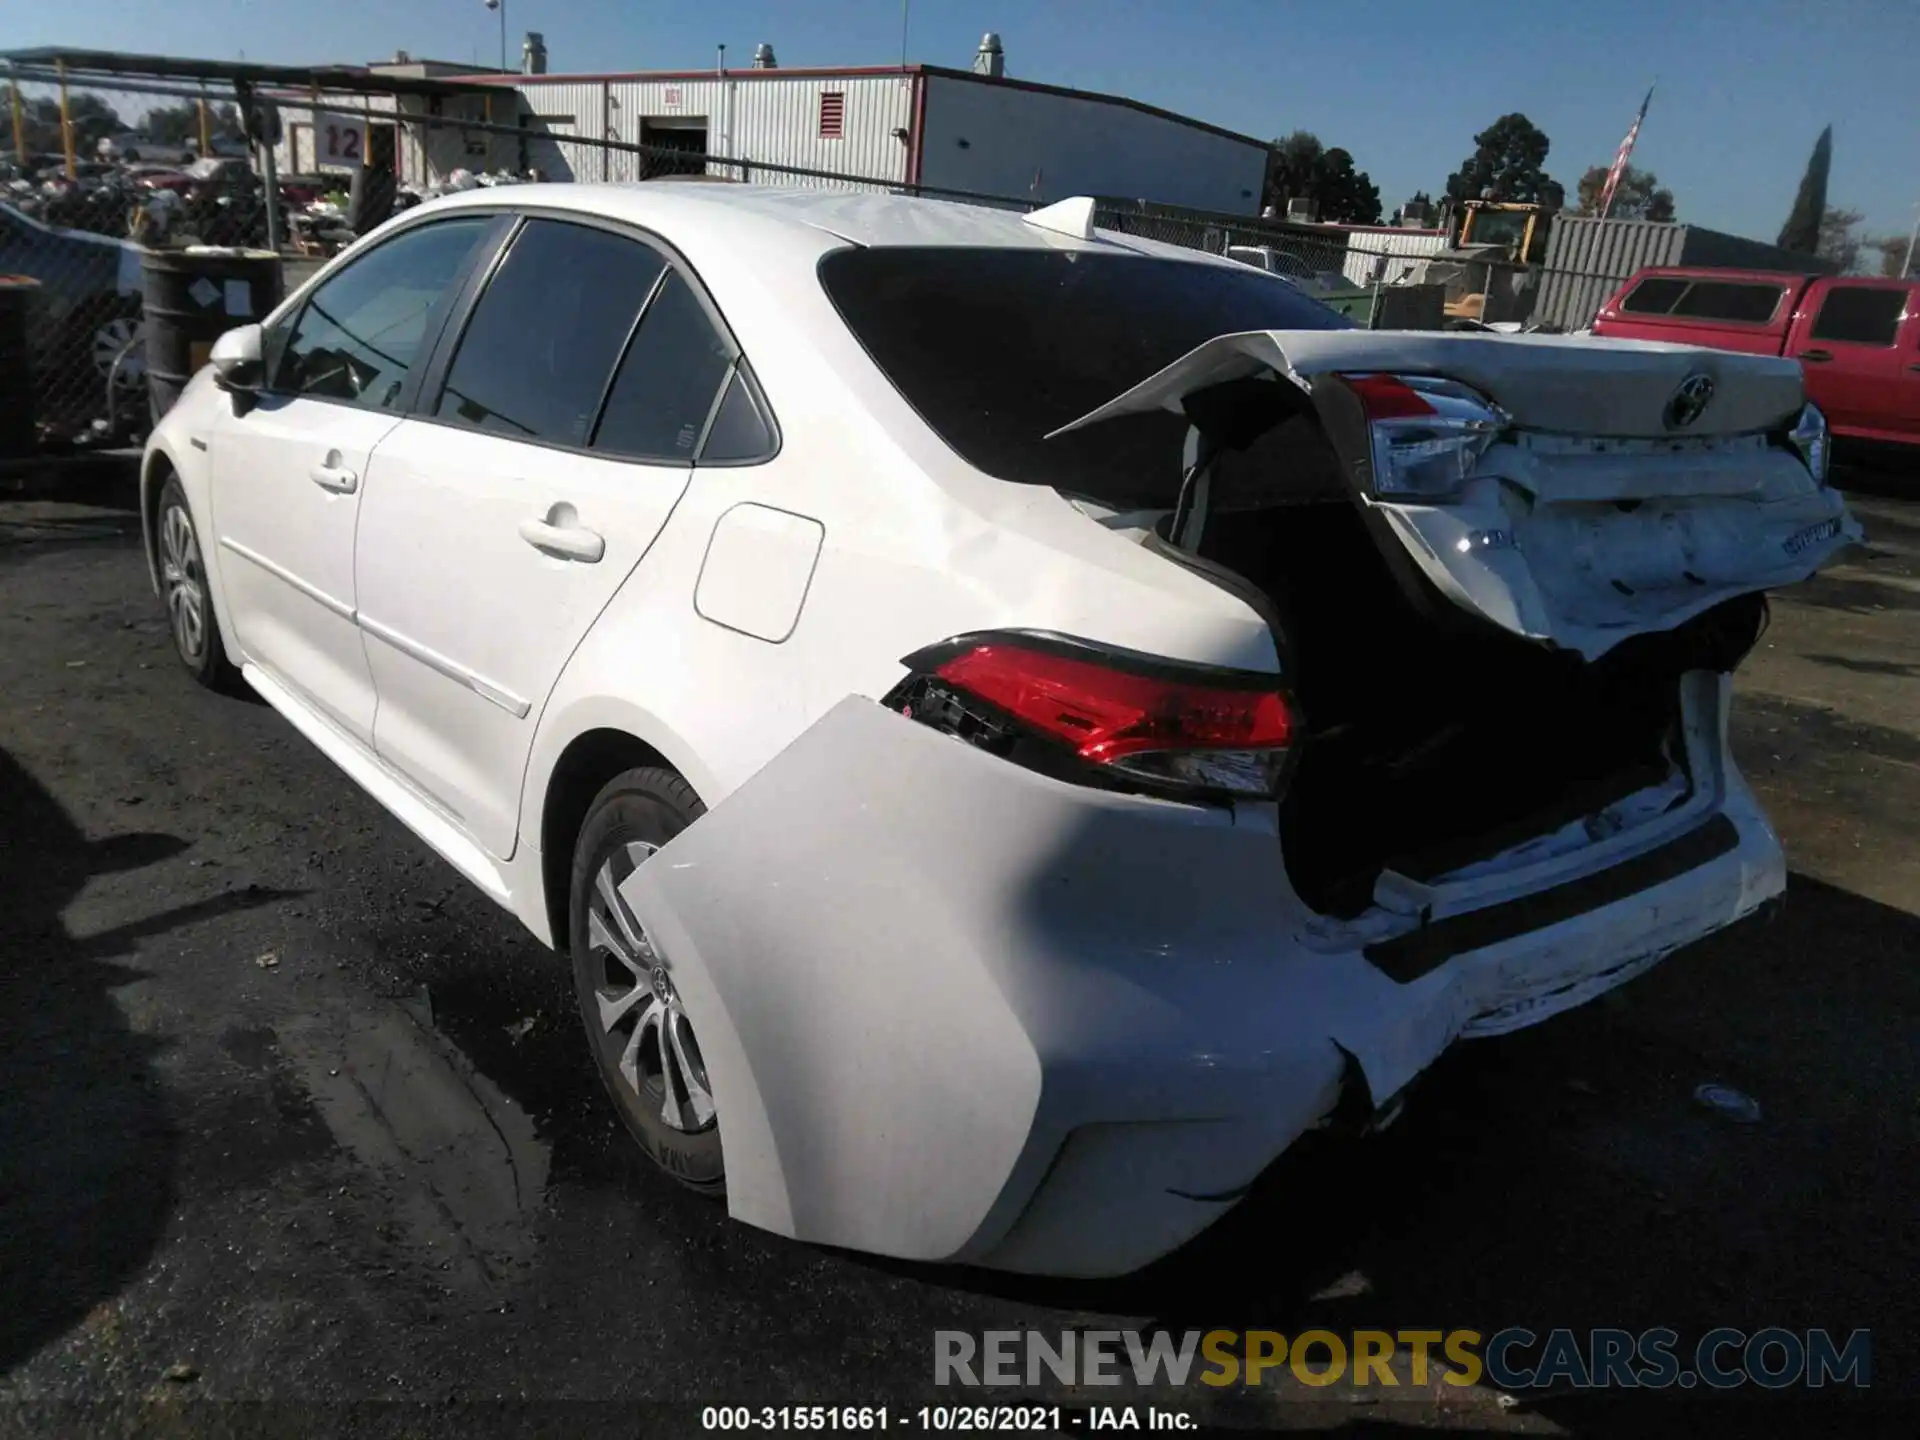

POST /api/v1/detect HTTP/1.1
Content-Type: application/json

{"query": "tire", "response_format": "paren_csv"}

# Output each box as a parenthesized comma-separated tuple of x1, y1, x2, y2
(155, 477, 237, 690)
(569, 767, 724, 1196)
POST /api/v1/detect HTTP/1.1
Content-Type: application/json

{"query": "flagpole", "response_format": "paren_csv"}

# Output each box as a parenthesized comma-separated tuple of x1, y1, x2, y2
(1598, 80, 1655, 222)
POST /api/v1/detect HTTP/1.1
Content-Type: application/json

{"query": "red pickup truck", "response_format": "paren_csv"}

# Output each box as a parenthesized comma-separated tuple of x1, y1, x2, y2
(1592, 268, 1920, 450)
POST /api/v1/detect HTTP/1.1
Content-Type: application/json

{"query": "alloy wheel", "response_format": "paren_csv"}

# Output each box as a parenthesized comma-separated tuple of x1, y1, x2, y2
(159, 503, 206, 663)
(585, 840, 715, 1133)
(93, 316, 146, 387)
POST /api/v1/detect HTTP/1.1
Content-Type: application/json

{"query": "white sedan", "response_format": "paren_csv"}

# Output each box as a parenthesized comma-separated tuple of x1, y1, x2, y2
(141, 183, 1857, 1277)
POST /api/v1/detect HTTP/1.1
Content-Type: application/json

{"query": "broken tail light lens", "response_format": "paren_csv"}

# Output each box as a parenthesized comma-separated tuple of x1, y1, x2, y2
(888, 633, 1294, 801)
(1784, 403, 1830, 486)
(1342, 372, 1508, 502)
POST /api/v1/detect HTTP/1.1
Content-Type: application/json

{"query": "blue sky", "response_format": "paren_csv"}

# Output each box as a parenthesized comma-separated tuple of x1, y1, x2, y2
(13, 0, 1919, 242)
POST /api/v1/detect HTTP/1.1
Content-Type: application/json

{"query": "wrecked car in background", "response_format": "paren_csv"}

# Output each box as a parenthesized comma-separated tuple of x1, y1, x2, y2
(140, 184, 1858, 1279)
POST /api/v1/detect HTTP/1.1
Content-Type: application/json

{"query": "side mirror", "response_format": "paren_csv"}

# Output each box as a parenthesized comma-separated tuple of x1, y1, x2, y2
(210, 322, 263, 386)
(209, 323, 264, 412)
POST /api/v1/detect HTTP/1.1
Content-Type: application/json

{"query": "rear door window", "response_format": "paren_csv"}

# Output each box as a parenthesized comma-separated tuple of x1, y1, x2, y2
(1809, 286, 1908, 347)
(435, 218, 667, 445)
(590, 271, 739, 462)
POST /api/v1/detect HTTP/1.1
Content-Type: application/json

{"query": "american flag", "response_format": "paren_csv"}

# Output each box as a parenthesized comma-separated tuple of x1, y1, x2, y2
(1598, 85, 1656, 220)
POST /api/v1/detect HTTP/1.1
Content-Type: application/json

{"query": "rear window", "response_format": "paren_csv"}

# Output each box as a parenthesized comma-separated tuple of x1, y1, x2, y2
(1620, 277, 1689, 314)
(1670, 281, 1786, 324)
(818, 246, 1353, 509)
(1622, 276, 1785, 324)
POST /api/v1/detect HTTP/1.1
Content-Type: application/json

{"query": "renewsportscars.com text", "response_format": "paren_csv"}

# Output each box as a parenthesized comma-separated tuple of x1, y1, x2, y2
(935, 1327, 1871, 1391)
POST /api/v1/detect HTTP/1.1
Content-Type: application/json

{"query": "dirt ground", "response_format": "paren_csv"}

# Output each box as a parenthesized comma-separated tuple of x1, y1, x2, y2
(1, 460, 1915, 1437)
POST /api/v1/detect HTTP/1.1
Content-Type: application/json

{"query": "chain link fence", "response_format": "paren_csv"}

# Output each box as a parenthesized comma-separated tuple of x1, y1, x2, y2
(1087, 199, 1630, 331)
(4, 71, 278, 449)
(3, 64, 1647, 458)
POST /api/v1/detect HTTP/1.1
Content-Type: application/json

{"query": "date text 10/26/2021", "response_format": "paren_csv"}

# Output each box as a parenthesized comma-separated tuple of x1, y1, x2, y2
(701, 1407, 1195, 1431)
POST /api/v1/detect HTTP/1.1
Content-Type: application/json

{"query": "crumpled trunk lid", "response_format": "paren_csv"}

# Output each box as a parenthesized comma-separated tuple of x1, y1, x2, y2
(1052, 328, 1810, 439)
(1050, 329, 1860, 660)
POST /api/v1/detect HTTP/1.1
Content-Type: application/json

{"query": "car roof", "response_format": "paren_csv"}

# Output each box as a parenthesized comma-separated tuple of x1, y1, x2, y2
(414, 180, 1240, 266)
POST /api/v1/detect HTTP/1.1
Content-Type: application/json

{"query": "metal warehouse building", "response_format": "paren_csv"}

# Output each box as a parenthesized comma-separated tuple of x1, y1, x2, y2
(272, 34, 1273, 215)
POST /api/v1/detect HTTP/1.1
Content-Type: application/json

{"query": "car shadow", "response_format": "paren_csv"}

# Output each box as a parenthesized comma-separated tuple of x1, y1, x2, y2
(1774, 570, 1920, 617)
(0, 451, 142, 510)
(859, 870, 1914, 1427)
(1833, 450, 1919, 502)
(1800, 652, 1920, 680)
(0, 744, 299, 1372)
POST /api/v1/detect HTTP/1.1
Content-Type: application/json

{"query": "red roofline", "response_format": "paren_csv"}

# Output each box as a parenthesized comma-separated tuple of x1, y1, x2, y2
(453, 64, 921, 84)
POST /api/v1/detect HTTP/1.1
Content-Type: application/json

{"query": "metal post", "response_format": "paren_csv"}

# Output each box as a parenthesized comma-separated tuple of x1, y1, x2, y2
(8, 76, 25, 167)
(57, 59, 75, 178)
(252, 85, 281, 253)
(1904, 205, 1919, 280)
(198, 94, 212, 157)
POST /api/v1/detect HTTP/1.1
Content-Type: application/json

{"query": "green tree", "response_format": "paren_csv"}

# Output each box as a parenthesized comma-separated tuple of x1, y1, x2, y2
(1262, 130, 1383, 223)
(1865, 232, 1914, 278)
(142, 102, 202, 145)
(1777, 125, 1832, 254)
(1445, 113, 1555, 205)
(14, 92, 126, 156)
(1816, 207, 1867, 273)
(1574, 163, 1675, 221)
(63, 92, 126, 150)
(1264, 130, 1324, 215)
(1315, 148, 1383, 224)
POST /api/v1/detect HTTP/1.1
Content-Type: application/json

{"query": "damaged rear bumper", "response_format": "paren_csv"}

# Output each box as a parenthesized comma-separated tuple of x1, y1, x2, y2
(620, 693, 1784, 1279)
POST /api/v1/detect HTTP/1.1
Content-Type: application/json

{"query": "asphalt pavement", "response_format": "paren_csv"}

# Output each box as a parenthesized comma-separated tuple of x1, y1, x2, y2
(1, 461, 1915, 1437)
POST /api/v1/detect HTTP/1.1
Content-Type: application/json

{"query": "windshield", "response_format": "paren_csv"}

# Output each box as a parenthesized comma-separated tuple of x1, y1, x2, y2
(819, 245, 1352, 510)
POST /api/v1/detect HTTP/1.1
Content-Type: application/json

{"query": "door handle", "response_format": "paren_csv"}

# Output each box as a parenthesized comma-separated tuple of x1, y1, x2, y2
(518, 516, 605, 563)
(1799, 349, 1834, 363)
(1907, 362, 1920, 373)
(309, 462, 358, 492)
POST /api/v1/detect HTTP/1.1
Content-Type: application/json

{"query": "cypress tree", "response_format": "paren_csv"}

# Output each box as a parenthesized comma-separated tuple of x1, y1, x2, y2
(1777, 125, 1832, 253)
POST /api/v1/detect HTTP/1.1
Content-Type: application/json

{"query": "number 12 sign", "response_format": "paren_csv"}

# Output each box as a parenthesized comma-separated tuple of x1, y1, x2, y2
(320, 119, 366, 169)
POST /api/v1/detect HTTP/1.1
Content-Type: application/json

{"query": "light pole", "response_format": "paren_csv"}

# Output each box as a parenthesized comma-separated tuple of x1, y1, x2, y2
(1903, 202, 1918, 280)
(484, 0, 507, 73)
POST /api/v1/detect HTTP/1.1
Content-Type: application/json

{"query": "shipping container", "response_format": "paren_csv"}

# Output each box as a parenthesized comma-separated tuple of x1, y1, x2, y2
(1534, 215, 1840, 332)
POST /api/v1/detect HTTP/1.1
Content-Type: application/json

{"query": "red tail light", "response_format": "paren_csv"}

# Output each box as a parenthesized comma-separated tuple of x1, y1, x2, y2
(892, 633, 1294, 800)
(1343, 372, 1438, 420)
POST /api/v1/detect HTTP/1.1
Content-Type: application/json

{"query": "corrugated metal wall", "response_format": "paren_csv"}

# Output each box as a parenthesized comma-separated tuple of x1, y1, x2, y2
(1335, 228, 1450, 287)
(1534, 218, 1690, 331)
(917, 76, 1266, 214)
(602, 74, 911, 189)
(724, 74, 912, 189)
(1678, 225, 1840, 276)
(1533, 216, 1834, 331)
(515, 81, 608, 182)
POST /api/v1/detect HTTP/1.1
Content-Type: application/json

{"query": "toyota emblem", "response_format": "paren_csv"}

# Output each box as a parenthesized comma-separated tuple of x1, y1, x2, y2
(1664, 372, 1716, 430)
